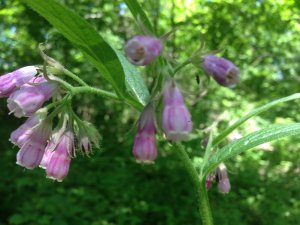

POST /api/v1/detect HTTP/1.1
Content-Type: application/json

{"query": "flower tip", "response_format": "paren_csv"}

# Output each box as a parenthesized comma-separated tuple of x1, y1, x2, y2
(135, 159, 155, 165)
(166, 131, 190, 142)
(46, 175, 64, 182)
(16, 161, 35, 170)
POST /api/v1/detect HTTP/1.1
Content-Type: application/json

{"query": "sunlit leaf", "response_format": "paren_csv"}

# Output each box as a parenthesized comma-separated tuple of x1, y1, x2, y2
(203, 123, 300, 176)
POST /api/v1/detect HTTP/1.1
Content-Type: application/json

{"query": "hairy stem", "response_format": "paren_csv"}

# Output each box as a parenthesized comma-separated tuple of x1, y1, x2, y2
(173, 59, 191, 75)
(61, 67, 89, 86)
(71, 86, 143, 111)
(174, 143, 214, 225)
(72, 86, 119, 100)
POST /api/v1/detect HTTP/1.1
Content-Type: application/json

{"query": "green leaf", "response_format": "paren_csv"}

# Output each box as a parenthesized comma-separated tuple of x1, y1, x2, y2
(124, 0, 155, 34)
(213, 93, 300, 146)
(23, 0, 126, 98)
(114, 50, 150, 105)
(203, 123, 300, 177)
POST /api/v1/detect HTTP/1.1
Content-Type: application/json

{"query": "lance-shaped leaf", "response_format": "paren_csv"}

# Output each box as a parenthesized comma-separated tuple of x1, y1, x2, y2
(202, 123, 300, 177)
(213, 93, 300, 146)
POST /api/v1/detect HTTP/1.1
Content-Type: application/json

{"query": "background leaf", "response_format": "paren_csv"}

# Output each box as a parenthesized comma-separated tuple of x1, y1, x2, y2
(203, 123, 300, 176)
(124, 0, 155, 34)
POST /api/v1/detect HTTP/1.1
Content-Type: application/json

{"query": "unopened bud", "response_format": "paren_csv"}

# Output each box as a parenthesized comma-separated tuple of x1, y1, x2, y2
(125, 36, 163, 66)
(216, 163, 231, 193)
(201, 55, 240, 88)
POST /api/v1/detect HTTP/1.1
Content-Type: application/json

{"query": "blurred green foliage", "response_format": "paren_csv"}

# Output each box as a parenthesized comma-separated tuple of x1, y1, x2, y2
(0, 0, 300, 224)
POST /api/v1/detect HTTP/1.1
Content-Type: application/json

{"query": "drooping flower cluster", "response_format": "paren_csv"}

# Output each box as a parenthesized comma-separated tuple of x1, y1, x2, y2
(1, 31, 240, 185)
(1, 67, 100, 182)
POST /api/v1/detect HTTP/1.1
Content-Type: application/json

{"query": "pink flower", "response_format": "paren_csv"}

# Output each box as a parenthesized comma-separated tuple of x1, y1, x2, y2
(162, 80, 192, 141)
(0, 66, 37, 97)
(16, 143, 45, 169)
(201, 55, 240, 88)
(39, 148, 54, 169)
(10, 115, 40, 147)
(133, 104, 157, 163)
(16, 120, 52, 169)
(125, 36, 163, 65)
(46, 130, 74, 182)
(7, 80, 58, 118)
(39, 129, 64, 169)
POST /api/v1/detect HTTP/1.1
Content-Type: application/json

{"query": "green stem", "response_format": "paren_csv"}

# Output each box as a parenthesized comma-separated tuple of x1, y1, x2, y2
(174, 143, 214, 225)
(71, 86, 143, 111)
(49, 75, 74, 92)
(46, 66, 88, 87)
(72, 86, 119, 100)
(173, 59, 191, 75)
(61, 67, 89, 86)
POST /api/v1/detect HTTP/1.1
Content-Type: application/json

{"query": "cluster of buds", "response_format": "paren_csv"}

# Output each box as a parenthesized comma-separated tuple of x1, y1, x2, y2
(205, 163, 231, 194)
(1, 67, 100, 182)
(124, 35, 240, 89)
(125, 35, 239, 168)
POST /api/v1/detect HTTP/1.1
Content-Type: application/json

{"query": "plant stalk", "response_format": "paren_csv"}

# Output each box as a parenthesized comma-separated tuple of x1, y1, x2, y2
(174, 143, 214, 225)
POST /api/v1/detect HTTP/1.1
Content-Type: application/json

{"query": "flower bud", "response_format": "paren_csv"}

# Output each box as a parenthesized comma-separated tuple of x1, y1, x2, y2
(7, 81, 58, 118)
(79, 136, 92, 154)
(46, 130, 74, 182)
(77, 121, 101, 155)
(216, 163, 231, 193)
(133, 104, 157, 163)
(205, 174, 214, 190)
(162, 79, 192, 141)
(125, 36, 163, 66)
(201, 55, 240, 88)
(16, 120, 52, 169)
(0, 66, 37, 97)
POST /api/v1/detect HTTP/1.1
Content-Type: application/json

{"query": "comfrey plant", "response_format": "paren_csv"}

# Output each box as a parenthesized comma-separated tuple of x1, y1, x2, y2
(3, 1, 300, 224)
